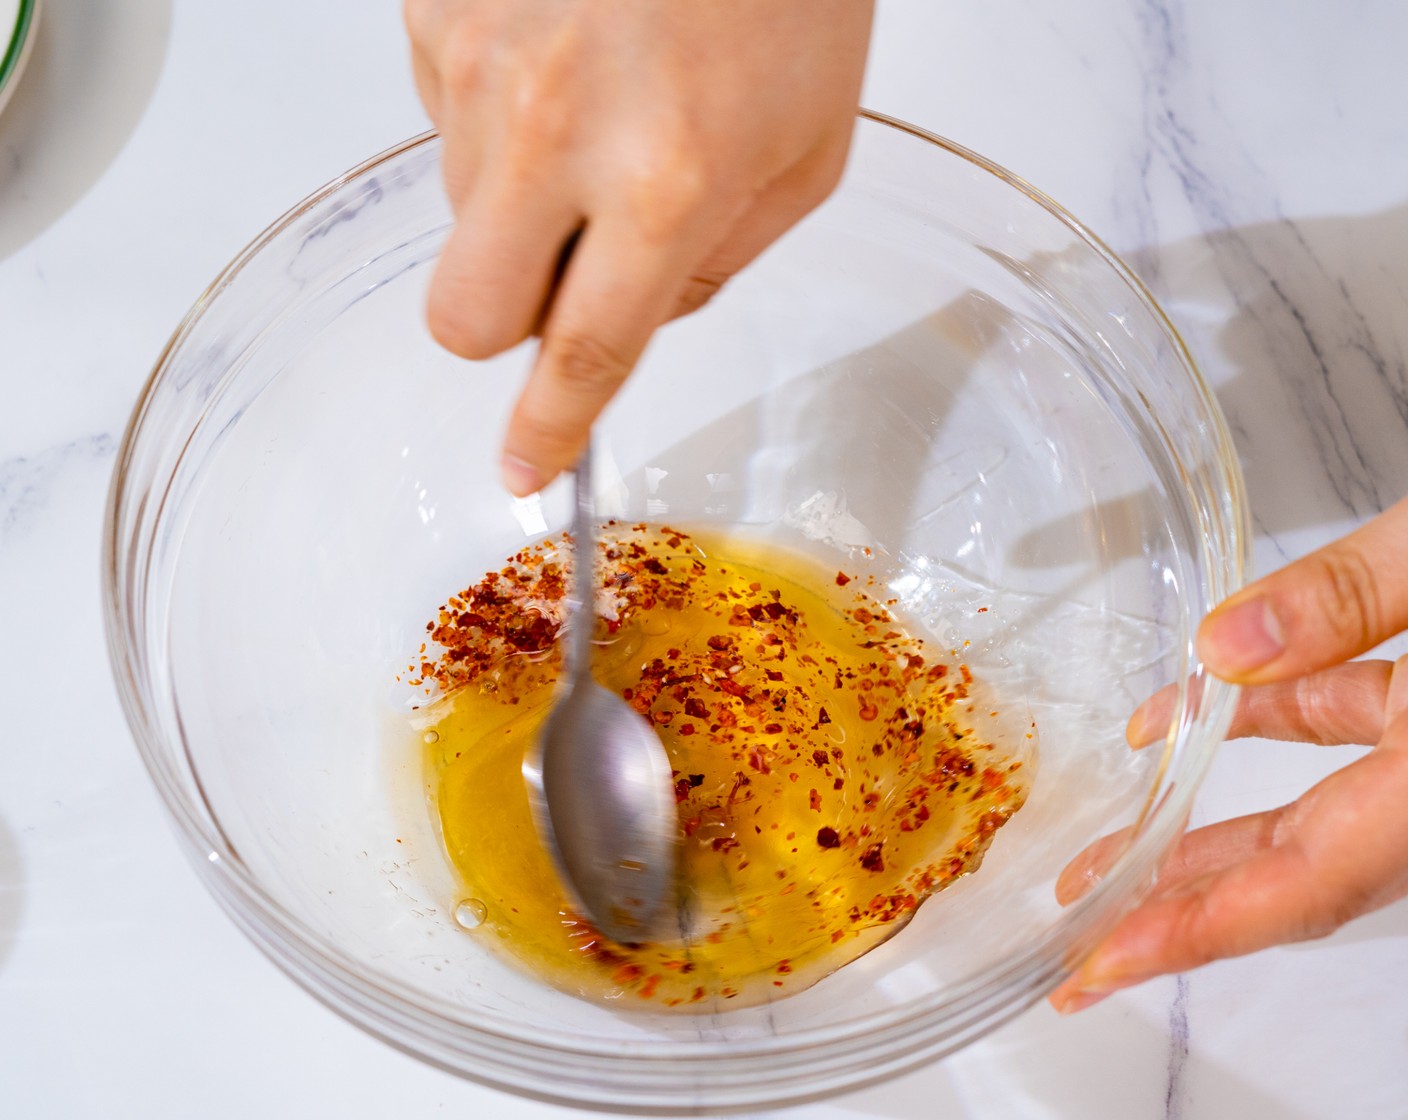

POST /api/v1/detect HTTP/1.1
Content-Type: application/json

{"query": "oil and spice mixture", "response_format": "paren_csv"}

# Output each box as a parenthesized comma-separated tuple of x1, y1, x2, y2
(404, 524, 1028, 1009)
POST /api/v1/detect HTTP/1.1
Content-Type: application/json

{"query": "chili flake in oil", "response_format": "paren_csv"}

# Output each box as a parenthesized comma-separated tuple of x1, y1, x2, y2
(408, 525, 1027, 1011)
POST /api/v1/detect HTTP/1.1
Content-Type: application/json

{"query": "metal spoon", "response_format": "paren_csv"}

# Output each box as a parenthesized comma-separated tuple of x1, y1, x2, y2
(522, 437, 678, 943)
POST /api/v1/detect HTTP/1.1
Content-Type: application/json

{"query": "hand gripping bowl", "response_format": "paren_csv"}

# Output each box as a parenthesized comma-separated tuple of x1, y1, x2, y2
(104, 112, 1248, 1113)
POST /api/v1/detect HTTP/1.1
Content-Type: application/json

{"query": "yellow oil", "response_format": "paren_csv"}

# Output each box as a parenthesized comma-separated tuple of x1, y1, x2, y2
(409, 525, 1027, 1010)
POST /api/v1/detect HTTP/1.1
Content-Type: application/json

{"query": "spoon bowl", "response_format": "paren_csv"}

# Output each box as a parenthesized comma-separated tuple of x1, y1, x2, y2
(527, 677, 678, 942)
(522, 440, 680, 943)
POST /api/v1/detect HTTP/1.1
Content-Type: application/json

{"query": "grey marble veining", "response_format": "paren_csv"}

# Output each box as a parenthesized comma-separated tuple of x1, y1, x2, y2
(0, 433, 114, 544)
(1049, 16, 1404, 645)
(1, 0, 1406, 1117)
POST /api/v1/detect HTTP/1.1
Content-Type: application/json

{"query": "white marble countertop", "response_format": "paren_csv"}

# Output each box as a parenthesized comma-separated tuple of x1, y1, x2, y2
(2, 1, 1405, 1116)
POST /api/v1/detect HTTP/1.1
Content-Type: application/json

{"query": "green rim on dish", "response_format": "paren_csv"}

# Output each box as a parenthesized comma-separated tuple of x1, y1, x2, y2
(0, 0, 38, 99)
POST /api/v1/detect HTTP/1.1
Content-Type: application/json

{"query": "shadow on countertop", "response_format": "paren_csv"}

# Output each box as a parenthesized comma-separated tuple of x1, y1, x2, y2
(841, 206, 1408, 1120)
(1014, 202, 1408, 575)
(1132, 202, 1408, 539)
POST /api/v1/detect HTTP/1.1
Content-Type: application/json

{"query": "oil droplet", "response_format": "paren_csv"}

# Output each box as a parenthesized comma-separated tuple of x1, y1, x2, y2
(453, 898, 488, 929)
(423, 730, 440, 745)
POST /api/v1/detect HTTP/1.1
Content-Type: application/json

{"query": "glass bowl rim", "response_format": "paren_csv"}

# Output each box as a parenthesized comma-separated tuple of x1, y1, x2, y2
(102, 109, 1249, 1065)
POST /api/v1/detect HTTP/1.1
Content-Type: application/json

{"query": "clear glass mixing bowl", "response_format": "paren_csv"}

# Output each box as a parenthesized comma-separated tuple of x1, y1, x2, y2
(103, 112, 1248, 1113)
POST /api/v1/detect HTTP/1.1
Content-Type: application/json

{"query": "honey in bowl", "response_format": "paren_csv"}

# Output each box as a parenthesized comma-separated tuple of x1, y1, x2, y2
(405, 525, 1029, 1009)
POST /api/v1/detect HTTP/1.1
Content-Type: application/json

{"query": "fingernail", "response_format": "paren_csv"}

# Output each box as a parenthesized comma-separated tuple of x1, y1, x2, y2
(501, 454, 545, 497)
(1051, 950, 1153, 1012)
(1125, 708, 1156, 749)
(1054, 989, 1112, 1015)
(1200, 596, 1285, 675)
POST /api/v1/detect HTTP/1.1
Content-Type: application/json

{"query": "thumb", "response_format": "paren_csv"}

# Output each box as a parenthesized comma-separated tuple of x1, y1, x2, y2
(1198, 495, 1408, 685)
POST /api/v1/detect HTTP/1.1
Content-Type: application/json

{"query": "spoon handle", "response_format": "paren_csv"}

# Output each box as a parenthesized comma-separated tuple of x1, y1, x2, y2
(568, 435, 595, 679)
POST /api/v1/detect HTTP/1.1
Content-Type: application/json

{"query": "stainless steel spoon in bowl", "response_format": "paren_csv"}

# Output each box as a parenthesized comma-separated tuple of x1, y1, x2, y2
(522, 437, 679, 943)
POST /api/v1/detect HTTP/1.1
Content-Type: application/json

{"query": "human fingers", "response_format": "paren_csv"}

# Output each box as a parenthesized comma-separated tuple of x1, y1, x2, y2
(424, 160, 583, 359)
(1127, 660, 1394, 748)
(404, 1, 502, 212)
(401, 0, 876, 492)
(1056, 810, 1284, 907)
(1051, 661, 1408, 1012)
(1053, 826, 1136, 906)
(1198, 495, 1408, 685)
(504, 131, 850, 487)
(1052, 747, 1408, 1011)
(499, 213, 721, 495)
(404, 0, 513, 120)
(1226, 660, 1393, 744)
(665, 132, 852, 321)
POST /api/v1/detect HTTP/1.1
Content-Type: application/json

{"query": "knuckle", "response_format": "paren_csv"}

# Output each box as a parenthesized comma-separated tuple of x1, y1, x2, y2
(659, 153, 712, 213)
(1316, 893, 1367, 937)
(546, 332, 632, 396)
(1291, 675, 1332, 742)
(1306, 544, 1382, 652)
(441, 52, 484, 100)
(1293, 665, 1383, 744)
(1168, 888, 1221, 969)
(621, 142, 715, 241)
(1300, 867, 1369, 940)
(1267, 803, 1357, 940)
(509, 67, 572, 142)
(510, 407, 583, 468)
(440, 26, 491, 97)
(496, 30, 581, 157)
(794, 141, 850, 209)
(675, 273, 728, 317)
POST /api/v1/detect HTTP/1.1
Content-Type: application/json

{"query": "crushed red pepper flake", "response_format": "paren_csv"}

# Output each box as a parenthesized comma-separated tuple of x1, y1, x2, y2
(412, 522, 1028, 1013)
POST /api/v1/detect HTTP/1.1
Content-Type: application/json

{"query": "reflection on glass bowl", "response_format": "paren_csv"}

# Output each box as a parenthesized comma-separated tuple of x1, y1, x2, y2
(103, 112, 1248, 1113)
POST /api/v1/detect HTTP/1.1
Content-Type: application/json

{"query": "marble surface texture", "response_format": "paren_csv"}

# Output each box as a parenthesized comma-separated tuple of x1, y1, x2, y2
(2, 1, 1406, 1116)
